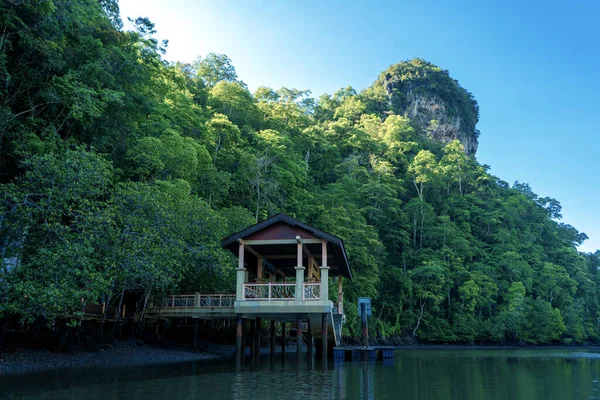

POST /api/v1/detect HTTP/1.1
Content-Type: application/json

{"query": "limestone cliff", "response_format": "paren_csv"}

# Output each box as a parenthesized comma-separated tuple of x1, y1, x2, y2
(372, 59, 480, 155)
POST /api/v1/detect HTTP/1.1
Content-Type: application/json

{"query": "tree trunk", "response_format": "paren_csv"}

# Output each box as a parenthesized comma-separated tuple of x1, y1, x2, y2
(413, 300, 426, 337)
(419, 206, 425, 249)
(113, 285, 126, 334)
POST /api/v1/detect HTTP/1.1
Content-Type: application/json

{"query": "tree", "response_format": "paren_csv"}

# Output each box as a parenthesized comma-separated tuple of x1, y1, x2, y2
(194, 53, 238, 87)
(409, 263, 446, 337)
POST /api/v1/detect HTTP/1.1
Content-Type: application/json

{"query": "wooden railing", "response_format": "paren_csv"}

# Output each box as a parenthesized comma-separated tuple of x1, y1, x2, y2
(243, 283, 296, 300)
(199, 294, 235, 307)
(242, 283, 322, 301)
(303, 283, 321, 300)
(161, 294, 235, 308)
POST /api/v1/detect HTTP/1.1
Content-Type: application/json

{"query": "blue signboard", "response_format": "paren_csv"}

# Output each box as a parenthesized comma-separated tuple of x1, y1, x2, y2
(357, 297, 372, 317)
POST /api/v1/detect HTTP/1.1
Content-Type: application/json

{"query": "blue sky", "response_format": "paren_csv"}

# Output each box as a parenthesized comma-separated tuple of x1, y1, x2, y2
(119, 0, 600, 252)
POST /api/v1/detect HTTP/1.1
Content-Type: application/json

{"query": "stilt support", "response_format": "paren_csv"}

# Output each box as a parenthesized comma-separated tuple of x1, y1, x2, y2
(270, 320, 276, 357)
(282, 322, 287, 358)
(322, 313, 329, 361)
(255, 317, 261, 360)
(307, 319, 313, 362)
(250, 320, 256, 359)
(236, 315, 243, 364)
(296, 314, 303, 359)
(241, 318, 246, 362)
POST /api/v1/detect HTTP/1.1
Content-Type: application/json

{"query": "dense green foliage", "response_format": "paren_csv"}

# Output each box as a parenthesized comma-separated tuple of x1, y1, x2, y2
(1, 0, 599, 344)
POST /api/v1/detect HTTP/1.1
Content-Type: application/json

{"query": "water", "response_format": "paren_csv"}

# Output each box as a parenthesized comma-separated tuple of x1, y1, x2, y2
(3, 349, 600, 399)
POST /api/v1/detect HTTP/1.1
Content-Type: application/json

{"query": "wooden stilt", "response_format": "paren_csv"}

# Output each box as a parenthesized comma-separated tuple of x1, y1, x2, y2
(255, 317, 261, 360)
(296, 314, 303, 359)
(322, 313, 328, 361)
(270, 320, 276, 357)
(241, 319, 246, 362)
(282, 322, 286, 358)
(250, 320, 256, 359)
(236, 315, 243, 364)
(307, 318, 313, 362)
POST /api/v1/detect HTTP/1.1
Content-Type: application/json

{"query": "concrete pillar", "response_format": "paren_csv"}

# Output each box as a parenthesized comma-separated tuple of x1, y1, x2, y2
(337, 277, 344, 314)
(236, 315, 243, 364)
(296, 314, 303, 359)
(236, 243, 246, 301)
(270, 320, 276, 358)
(320, 241, 329, 300)
(295, 266, 305, 301)
(321, 312, 329, 361)
(320, 266, 329, 301)
(193, 319, 199, 348)
(295, 238, 305, 301)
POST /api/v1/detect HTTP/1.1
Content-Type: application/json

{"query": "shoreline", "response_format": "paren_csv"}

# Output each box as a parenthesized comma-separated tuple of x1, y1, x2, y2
(2, 341, 600, 376)
(0, 340, 235, 376)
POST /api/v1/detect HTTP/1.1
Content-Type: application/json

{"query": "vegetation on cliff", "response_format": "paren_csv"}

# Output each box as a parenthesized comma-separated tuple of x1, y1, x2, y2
(1, 0, 599, 346)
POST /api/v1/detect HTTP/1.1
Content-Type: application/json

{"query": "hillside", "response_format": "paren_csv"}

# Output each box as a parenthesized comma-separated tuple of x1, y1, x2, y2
(1, 0, 599, 347)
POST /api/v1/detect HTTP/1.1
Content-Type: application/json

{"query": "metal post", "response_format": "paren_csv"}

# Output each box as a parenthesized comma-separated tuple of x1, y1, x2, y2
(296, 314, 303, 359)
(361, 302, 368, 347)
(322, 312, 329, 361)
(270, 320, 276, 358)
(236, 315, 243, 364)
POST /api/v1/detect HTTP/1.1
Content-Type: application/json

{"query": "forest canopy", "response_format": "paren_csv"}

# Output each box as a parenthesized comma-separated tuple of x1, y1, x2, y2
(1, 0, 599, 345)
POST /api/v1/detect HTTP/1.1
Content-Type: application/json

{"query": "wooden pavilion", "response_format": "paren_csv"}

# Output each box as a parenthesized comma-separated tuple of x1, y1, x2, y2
(146, 214, 351, 362)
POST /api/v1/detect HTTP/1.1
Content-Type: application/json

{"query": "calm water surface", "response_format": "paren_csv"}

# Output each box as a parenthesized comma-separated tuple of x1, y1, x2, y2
(3, 349, 600, 399)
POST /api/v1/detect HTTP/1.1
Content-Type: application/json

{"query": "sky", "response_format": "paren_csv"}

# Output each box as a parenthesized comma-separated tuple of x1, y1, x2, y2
(119, 0, 600, 252)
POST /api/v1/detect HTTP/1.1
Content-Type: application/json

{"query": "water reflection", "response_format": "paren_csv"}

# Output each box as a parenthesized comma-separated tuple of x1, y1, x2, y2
(4, 349, 600, 399)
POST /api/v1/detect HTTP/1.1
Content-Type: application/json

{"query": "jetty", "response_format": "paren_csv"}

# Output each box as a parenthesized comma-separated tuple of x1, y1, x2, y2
(144, 214, 351, 362)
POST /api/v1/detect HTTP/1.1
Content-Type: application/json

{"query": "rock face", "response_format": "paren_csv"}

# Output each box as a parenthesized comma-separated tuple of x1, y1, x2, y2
(402, 91, 479, 155)
(375, 59, 480, 156)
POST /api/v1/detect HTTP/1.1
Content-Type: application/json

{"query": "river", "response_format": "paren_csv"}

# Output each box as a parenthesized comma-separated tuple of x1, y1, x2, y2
(2, 348, 600, 399)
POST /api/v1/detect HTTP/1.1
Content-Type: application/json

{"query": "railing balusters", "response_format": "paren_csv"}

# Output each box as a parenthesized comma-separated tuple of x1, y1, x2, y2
(161, 294, 235, 308)
(242, 283, 297, 300)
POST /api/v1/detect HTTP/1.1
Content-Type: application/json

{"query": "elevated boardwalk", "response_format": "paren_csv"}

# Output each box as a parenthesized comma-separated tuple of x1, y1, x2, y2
(145, 293, 342, 346)
(145, 294, 237, 319)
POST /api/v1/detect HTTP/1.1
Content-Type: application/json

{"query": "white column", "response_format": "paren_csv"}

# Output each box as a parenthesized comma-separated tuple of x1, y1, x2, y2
(320, 240, 329, 301)
(236, 243, 246, 301)
(337, 276, 343, 314)
(295, 238, 305, 301)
